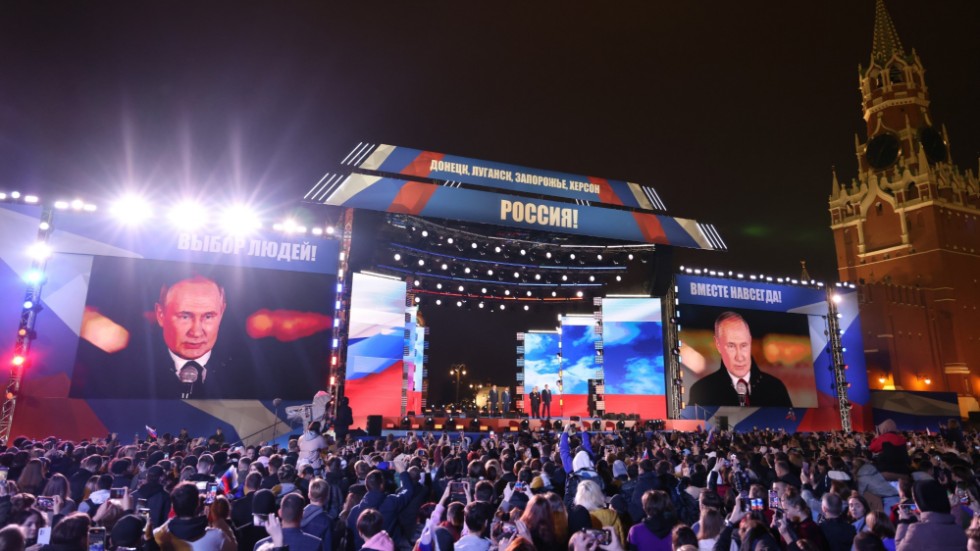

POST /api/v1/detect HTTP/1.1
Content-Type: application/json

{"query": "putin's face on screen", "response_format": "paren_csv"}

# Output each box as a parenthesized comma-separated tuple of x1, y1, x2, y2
(714, 316, 752, 379)
(155, 276, 226, 360)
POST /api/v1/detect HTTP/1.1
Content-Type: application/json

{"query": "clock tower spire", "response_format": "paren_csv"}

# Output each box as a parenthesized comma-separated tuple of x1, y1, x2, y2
(829, 1, 979, 403)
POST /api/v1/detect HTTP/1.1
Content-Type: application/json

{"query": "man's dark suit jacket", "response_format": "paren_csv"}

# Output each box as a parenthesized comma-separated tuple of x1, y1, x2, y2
(688, 361, 792, 407)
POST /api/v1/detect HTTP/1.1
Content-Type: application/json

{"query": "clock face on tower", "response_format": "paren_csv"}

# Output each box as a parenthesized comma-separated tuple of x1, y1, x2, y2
(918, 126, 948, 164)
(865, 133, 900, 170)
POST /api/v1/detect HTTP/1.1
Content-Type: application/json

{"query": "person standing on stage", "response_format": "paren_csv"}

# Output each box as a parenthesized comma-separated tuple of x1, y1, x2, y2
(501, 387, 511, 417)
(542, 384, 552, 419)
(529, 386, 541, 418)
(489, 385, 499, 417)
(334, 397, 353, 443)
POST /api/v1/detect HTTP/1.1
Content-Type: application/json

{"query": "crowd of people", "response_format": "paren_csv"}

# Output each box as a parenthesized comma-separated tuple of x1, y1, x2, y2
(0, 417, 979, 551)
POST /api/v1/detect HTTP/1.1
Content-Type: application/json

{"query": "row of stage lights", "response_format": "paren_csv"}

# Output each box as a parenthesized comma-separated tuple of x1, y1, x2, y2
(678, 265, 858, 289)
(1, 191, 338, 238)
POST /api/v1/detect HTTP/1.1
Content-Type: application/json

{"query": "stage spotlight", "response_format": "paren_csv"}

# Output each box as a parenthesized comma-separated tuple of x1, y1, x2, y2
(481, 287, 487, 294)
(38, 221, 50, 231)
(551, 291, 557, 297)
(561, 275, 568, 281)
(526, 291, 532, 297)
(494, 246, 502, 253)
(617, 419, 626, 430)
(500, 304, 506, 310)
(589, 275, 595, 282)
(628, 253, 634, 260)
(326, 226, 335, 235)
(592, 420, 601, 431)
(168, 200, 208, 231)
(446, 237, 454, 244)
(414, 296, 420, 303)
(27, 242, 51, 261)
(11, 355, 26, 367)
(311, 227, 323, 236)
(513, 271, 520, 278)
(456, 301, 463, 307)
(478, 302, 484, 309)
(487, 269, 494, 276)
(425, 416, 435, 429)
(553, 420, 563, 431)
(220, 204, 262, 235)
(470, 418, 480, 430)
(569, 253, 576, 260)
(464, 267, 471, 274)
(576, 291, 584, 297)
(436, 283, 443, 289)
(597, 254, 603, 260)
(504, 290, 510, 296)
(534, 274, 541, 280)
(421, 230, 429, 237)
(110, 194, 153, 226)
(458, 285, 464, 292)
(24, 270, 44, 285)
(520, 419, 529, 431)
(546, 251, 552, 259)
(401, 416, 411, 428)
(414, 279, 420, 286)
(441, 263, 448, 270)
(23, 300, 34, 310)
(616, 275, 622, 282)
(519, 249, 526, 256)
(24, 195, 39, 204)
(435, 299, 442, 305)
(418, 259, 425, 266)
(394, 253, 402, 261)
(523, 305, 529, 311)
(471, 243, 478, 249)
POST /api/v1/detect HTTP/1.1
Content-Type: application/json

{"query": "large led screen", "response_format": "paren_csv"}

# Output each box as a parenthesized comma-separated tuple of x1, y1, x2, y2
(69, 257, 334, 400)
(679, 304, 817, 408)
(558, 315, 597, 395)
(344, 273, 407, 425)
(602, 298, 665, 396)
(522, 331, 560, 395)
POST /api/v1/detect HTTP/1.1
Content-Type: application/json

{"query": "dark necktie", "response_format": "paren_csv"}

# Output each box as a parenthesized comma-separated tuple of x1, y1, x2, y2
(178, 361, 203, 399)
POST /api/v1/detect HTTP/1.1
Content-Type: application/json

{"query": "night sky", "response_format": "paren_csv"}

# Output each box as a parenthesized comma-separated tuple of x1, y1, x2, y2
(3, 2, 979, 405)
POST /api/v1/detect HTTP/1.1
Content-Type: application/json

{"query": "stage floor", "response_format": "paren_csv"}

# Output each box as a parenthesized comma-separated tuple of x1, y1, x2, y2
(377, 415, 704, 433)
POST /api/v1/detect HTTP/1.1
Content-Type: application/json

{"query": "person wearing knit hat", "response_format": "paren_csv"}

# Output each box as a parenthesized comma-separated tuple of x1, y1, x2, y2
(111, 514, 147, 548)
(893, 479, 967, 550)
(612, 460, 628, 480)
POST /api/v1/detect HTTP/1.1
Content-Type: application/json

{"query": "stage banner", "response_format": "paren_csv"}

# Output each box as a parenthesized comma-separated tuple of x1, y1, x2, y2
(348, 143, 667, 211)
(321, 173, 720, 250)
(48, 210, 339, 275)
(676, 275, 826, 313)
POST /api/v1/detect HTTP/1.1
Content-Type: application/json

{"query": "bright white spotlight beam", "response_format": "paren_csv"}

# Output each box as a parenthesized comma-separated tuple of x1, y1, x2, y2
(110, 195, 153, 226)
(168, 200, 208, 231)
(220, 205, 262, 235)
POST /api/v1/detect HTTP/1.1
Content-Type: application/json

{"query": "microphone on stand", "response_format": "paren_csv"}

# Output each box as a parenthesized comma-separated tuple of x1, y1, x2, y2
(272, 398, 283, 444)
(736, 380, 748, 407)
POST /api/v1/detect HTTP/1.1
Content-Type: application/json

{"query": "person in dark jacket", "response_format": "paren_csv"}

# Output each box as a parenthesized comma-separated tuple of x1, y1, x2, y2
(334, 398, 353, 444)
(818, 492, 857, 551)
(232, 474, 268, 551)
(628, 459, 660, 524)
(395, 467, 427, 546)
(130, 465, 172, 529)
(345, 457, 414, 550)
(68, 455, 101, 505)
(254, 493, 321, 551)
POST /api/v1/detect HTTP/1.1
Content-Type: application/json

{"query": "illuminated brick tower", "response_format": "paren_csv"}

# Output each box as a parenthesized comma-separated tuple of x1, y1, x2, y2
(828, 1, 979, 410)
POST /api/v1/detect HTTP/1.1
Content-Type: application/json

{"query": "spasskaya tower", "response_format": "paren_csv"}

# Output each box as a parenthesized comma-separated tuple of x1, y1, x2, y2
(829, 0, 979, 411)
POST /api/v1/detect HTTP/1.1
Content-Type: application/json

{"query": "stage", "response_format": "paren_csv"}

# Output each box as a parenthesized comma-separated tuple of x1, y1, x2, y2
(371, 415, 705, 434)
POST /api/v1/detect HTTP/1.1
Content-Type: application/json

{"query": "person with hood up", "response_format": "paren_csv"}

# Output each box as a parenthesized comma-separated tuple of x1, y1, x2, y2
(626, 490, 677, 551)
(153, 482, 236, 551)
(131, 465, 172, 529)
(560, 423, 601, 511)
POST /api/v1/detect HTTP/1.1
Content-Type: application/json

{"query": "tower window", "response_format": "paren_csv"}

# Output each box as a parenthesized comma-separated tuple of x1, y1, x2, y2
(889, 66, 904, 84)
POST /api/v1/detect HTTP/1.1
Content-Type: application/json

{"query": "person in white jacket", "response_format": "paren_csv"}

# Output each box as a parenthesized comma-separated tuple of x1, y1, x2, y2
(297, 422, 327, 473)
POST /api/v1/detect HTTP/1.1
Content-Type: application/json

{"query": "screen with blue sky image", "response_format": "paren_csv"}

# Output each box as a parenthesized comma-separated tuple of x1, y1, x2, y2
(558, 315, 597, 394)
(602, 298, 665, 395)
